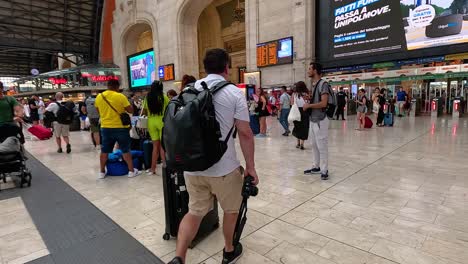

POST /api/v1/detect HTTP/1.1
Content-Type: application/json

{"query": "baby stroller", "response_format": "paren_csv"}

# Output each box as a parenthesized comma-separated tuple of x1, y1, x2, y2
(0, 123, 32, 190)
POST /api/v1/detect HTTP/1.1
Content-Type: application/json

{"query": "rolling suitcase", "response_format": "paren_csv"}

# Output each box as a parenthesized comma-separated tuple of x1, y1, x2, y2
(28, 125, 52, 140)
(364, 116, 373, 129)
(143, 140, 153, 170)
(384, 113, 394, 126)
(162, 167, 219, 247)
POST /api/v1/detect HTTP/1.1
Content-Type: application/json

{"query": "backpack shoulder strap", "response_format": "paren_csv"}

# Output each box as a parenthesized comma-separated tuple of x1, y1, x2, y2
(210, 81, 234, 94)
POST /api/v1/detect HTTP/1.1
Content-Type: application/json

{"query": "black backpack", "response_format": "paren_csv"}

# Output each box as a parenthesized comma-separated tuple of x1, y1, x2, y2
(56, 102, 75, 125)
(43, 111, 56, 128)
(162, 81, 236, 172)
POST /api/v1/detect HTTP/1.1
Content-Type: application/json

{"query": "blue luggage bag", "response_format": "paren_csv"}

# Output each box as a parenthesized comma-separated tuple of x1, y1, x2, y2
(384, 113, 394, 127)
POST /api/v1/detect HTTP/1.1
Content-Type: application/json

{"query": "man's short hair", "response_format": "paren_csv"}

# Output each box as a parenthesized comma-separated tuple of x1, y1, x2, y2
(108, 79, 120, 89)
(310, 62, 323, 75)
(203, 48, 230, 74)
(55, 92, 64, 100)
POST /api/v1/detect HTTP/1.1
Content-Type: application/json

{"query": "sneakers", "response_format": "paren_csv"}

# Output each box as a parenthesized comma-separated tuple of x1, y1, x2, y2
(98, 172, 106, 179)
(128, 169, 142, 178)
(321, 171, 329, 180)
(255, 134, 267, 138)
(57, 148, 63, 153)
(167, 257, 184, 264)
(282, 132, 289, 136)
(66, 144, 71, 154)
(304, 167, 321, 174)
(222, 243, 243, 264)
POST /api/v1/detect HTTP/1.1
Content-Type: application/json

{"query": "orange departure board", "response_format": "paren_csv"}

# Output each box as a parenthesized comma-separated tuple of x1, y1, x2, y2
(158, 64, 175, 81)
(256, 37, 293, 68)
(268, 43, 278, 65)
(257, 45, 268, 67)
(164, 64, 174, 81)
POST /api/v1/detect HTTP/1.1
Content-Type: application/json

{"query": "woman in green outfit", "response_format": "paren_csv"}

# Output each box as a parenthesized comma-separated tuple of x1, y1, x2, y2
(142, 81, 169, 175)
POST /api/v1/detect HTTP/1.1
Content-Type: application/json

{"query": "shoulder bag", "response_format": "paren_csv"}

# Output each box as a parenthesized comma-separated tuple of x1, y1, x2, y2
(101, 93, 131, 127)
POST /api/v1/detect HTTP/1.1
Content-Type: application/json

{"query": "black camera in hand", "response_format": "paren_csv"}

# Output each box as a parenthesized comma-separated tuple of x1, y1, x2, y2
(242, 176, 258, 198)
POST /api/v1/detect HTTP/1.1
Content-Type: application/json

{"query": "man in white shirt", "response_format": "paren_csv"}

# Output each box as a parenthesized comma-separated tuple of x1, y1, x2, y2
(168, 49, 258, 264)
(45, 92, 73, 154)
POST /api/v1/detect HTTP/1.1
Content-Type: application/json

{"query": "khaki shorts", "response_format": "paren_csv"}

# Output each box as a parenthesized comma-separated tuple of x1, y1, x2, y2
(53, 122, 70, 138)
(185, 167, 243, 216)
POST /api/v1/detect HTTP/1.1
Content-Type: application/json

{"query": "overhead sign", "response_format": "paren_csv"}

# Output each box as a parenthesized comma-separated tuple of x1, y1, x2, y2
(158, 64, 175, 82)
(257, 37, 293, 67)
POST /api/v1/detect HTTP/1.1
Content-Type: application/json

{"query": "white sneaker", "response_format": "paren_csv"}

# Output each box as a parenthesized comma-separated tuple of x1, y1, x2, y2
(98, 172, 106, 179)
(128, 169, 142, 178)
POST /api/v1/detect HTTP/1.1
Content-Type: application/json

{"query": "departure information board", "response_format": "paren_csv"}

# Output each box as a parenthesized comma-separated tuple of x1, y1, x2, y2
(257, 37, 293, 67)
(158, 64, 175, 82)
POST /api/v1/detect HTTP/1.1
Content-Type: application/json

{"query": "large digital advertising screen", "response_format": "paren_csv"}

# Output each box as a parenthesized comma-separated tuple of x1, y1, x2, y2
(317, 0, 468, 67)
(257, 37, 293, 67)
(127, 49, 156, 89)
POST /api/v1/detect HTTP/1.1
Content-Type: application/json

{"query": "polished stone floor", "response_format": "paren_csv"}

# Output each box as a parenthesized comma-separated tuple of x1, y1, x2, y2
(2, 115, 468, 264)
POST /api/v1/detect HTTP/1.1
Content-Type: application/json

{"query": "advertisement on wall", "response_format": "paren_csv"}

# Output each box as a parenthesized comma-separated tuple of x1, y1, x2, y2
(402, 0, 468, 50)
(127, 49, 156, 89)
(332, 0, 404, 59)
(323, 0, 468, 65)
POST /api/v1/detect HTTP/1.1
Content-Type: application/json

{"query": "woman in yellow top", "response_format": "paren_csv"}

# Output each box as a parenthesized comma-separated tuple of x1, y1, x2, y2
(142, 81, 169, 175)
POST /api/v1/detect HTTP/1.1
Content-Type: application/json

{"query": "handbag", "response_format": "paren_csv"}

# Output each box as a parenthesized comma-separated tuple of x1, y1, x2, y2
(130, 126, 140, 139)
(288, 103, 301, 123)
(136, 116, 148, 129)
(101, 93, 131, 126)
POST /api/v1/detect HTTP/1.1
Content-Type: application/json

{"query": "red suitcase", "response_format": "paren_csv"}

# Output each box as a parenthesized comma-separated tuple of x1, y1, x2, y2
(364, 116, 373, 129)
(28, 125, 53, 140)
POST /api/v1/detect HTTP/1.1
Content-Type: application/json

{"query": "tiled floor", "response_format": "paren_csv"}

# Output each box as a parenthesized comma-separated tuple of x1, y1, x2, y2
(0, 197, 49, 264)
(3, 115, 468, 264)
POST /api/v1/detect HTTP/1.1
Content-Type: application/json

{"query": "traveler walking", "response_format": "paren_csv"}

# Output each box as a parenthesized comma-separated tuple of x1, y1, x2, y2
(141, 81, 169, 175)
(396, 87, 408, 117)
(38, 97, 45, 126)
(278, 86, 291, 136)
(355, 89, 368, 131)
(335, 87, 347, 120)
(45, 92, 74, 153)
(84, 91, 101, 148)
(291, 81, 310, 150)
(372, 87, 381, 124)
(303, 62, 330, 180)
(254, 88, 270, 137)
(95, 80, 141, 179)
(29, 95, 40, 125)
(376, 88, 386, 127)
(167, 48, 258, 264)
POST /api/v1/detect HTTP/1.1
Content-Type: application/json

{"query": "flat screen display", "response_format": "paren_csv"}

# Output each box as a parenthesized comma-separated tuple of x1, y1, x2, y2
(127, 49, 156, 89)
(158, 64, 175, 82)
(257, 37, 293, 67)
(317, 0, 468, 68)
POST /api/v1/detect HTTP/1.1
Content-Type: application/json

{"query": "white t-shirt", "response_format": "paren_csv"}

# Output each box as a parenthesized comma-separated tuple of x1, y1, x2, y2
(185, 74, 250, 177)
(45, 101, 63, 116)
(294, 93, 306, 107)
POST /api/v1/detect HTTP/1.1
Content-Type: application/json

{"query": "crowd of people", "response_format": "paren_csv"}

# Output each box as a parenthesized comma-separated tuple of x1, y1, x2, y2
(0, 47, 418, 264)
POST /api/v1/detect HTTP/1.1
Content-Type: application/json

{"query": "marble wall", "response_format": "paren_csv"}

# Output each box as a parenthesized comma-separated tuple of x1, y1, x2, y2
(111, 0, 316, 89)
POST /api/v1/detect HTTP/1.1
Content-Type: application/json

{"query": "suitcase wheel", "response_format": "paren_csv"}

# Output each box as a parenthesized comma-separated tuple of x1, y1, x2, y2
(163, 233, 171, 241)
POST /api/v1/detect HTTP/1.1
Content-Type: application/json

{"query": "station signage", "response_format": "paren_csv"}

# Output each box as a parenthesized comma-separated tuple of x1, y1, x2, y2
(158, 64, 175, 82)
(256, 37, 293, 67)
(91, 75, 119, 82)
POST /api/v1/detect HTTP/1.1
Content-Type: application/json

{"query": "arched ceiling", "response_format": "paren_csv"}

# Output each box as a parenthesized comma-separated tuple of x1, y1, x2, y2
(0, 0, 105, 77)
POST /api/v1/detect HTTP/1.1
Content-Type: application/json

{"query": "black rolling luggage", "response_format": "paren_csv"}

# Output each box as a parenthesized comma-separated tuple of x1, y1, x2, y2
(162, 167, 219, 247)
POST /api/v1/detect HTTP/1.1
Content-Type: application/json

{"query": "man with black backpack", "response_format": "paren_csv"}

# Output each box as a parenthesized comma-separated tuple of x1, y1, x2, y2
(303, 62, 331, 180)
(45, 92, 74, 153)
(166, 49, 258, 264)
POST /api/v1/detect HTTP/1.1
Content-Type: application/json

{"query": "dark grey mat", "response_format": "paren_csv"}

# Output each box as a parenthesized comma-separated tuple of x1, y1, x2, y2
(0, 154, 164, 264)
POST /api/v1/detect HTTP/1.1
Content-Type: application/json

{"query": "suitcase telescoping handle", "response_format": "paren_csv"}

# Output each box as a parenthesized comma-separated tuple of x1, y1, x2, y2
(232, 176, 258, 246)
